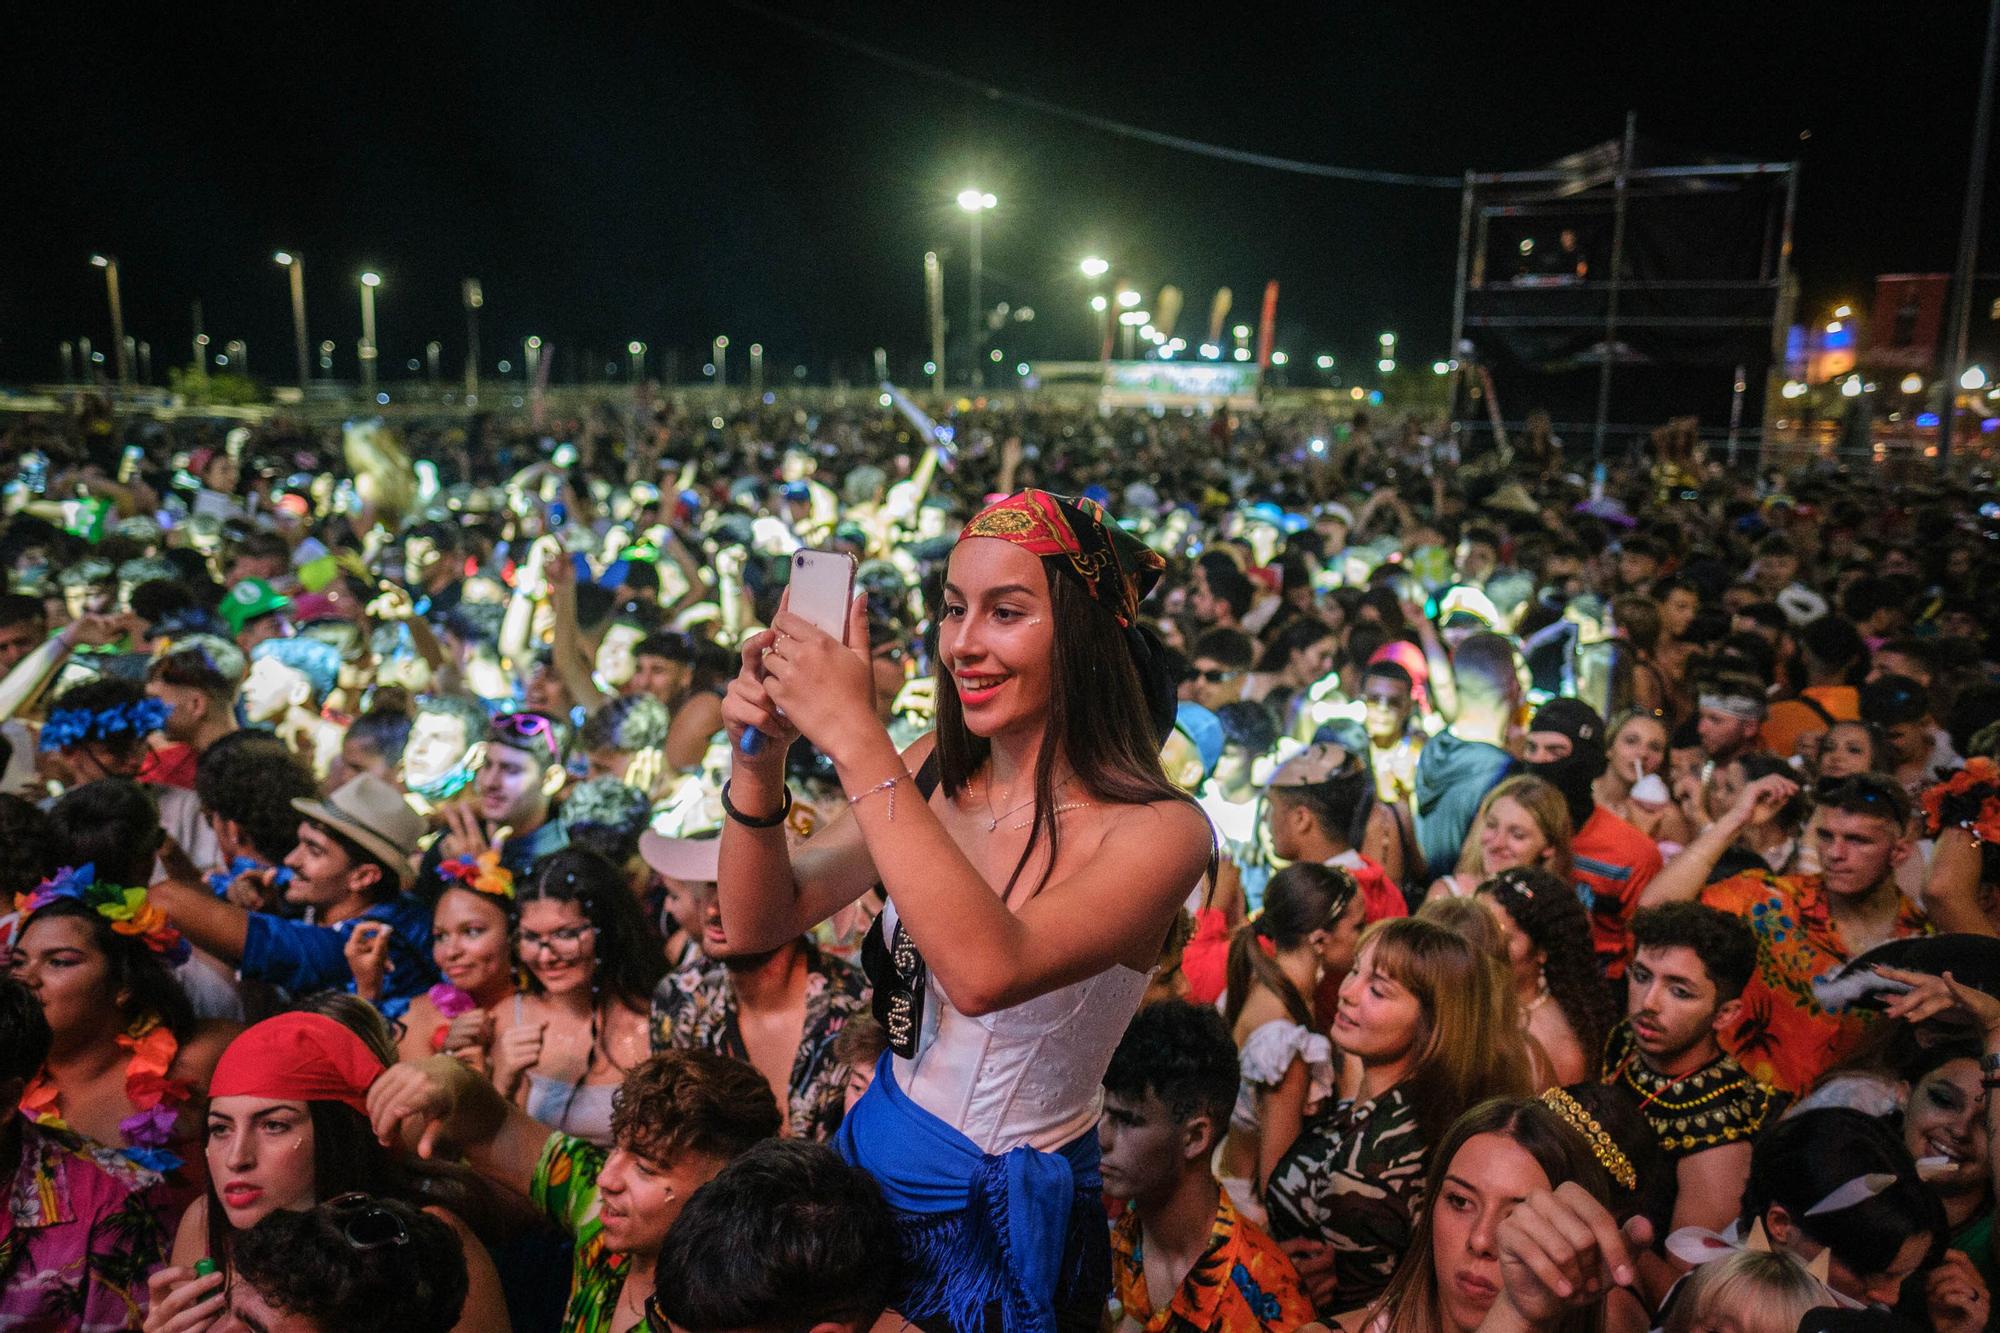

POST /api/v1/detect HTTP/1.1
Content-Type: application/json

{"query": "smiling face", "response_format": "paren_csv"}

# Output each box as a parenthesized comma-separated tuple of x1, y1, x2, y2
(430, 888, 512, 1001)
(595, 1143, 726, 1257)
(1476, 796, 1552, 875)
(517, 897, 597, 995)
(1333, 939, 1424, 1064)
(206, 1096, 317, 1231)
(938, 540, 1056, 741)
(1903, 1057, 1988, 1198)
(10, 915, 119, 1048)
(1431, 1132, 1552, 1332)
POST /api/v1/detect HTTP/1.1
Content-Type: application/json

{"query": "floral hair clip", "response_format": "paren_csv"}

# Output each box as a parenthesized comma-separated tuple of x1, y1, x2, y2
(14, 864, 191, 965)
(438, 850, 515, 900)
(37, 697, 172, 753)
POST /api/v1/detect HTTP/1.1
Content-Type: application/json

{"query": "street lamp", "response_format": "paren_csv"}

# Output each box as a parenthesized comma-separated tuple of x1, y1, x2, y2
(628, 340, 646, 381)
(358, 272, 382, 395)
(750, 342, 765, 393)
(524, 335, 543, 389)
(1962, 366, 1990, 391)
(275, 252, 311, 391)
(1117, 289, 1142, 309)
(90, 255, 129, 386)
(1078, 256, 1109, 279)
(713, 335, 729, 385)
(957, 188, 996, 389)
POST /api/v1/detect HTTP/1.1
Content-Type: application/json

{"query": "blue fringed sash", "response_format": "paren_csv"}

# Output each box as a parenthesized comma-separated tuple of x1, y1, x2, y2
(835, 1052, 1103, 1333)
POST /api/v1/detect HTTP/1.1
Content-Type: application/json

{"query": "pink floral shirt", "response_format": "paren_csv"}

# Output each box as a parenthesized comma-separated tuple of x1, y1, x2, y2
(0, 1116, 163, 1331)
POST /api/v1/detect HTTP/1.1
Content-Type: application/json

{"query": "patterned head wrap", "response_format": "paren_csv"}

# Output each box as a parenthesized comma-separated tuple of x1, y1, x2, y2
(959, 489, 1165, 627)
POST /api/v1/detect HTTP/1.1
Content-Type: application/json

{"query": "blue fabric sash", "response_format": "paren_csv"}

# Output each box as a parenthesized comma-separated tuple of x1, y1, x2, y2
(835, 1052, 1102, 1333)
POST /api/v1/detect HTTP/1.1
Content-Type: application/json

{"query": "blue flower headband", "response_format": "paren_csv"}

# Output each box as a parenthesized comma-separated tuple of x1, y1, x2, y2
(38, 697, 172, 752)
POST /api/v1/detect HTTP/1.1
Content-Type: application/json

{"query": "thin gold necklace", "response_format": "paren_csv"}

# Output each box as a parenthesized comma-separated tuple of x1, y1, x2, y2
(985, 773, 1074, 831)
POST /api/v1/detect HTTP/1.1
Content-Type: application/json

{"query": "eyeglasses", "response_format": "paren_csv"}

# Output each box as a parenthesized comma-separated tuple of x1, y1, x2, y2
(519, 923, 597, 956)
(492, 711, 561, 763)
(323, 1193, 411, 1251)
(1192, 668, 1243, 684)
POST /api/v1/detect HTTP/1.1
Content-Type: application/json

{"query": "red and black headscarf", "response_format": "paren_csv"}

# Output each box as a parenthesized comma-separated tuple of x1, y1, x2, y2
(959, 489, 1165, 627)
(959, 489, 1176, 741)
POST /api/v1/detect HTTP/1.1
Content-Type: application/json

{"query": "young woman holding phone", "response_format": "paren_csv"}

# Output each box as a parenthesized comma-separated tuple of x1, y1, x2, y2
(718, 490, 1210, 1331)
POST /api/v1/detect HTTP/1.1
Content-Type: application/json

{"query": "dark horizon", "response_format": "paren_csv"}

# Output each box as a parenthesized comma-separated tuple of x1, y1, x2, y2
(9, 1, 1994, 393)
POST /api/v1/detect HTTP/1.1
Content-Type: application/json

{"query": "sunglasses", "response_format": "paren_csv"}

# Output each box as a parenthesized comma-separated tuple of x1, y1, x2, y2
(323, 1193, 411, 1251)
(1192, 668, 1243, 684)
(492, 711, 560, 763)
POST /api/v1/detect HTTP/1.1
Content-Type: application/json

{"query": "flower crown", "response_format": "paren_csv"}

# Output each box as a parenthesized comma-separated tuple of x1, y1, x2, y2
(14, 864, 191, 965)
(437, 850, 515, 900)
(38, 697, 172, 753)
(1539, 1087, 1637, 1191)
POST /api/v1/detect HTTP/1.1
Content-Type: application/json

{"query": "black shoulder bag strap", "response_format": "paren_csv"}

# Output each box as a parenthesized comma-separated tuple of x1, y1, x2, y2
(860, 753, 941, 1058)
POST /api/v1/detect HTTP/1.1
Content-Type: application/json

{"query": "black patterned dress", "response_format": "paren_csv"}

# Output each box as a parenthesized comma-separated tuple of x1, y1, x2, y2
(1261, 1085, 1427, 1317)
(1600, 1021, 1785, 1159)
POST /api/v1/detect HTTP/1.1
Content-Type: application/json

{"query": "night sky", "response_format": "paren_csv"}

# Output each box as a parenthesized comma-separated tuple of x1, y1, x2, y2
(9, 1, 1993, 388)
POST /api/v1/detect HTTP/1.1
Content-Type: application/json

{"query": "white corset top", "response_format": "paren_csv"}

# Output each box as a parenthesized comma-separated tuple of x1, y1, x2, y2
(881, 899, 1152, 1156)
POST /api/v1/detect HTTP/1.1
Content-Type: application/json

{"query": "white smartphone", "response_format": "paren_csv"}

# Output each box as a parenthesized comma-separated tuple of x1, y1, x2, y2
(787, 549, 856, 643)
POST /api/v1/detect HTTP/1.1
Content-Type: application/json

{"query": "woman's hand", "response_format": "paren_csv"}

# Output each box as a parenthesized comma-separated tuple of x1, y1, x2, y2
(721, 627, 801, 760)
(143, 1266, 226, 1333)
(489, 1022, 545, 1100)
(759, 592, 878, 763)
(1486, 1182, 1648, 1327)
(1928, 1250, 1991, 1333)
(1876, 966, 2000, 1038)
(344, 923, 393, 1002)
(443, 1009, 497, 1064)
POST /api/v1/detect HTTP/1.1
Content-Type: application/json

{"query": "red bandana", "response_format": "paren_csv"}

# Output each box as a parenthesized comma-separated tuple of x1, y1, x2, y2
(209, 1013, 385, 1117)
(959, 489, 1164, 626)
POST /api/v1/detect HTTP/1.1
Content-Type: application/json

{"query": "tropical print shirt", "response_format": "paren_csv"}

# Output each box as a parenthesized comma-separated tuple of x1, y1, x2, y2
(1110, 1188, 1314, 1331)
(650, 938, 869, 1142)
(1262, 1084, 1426, 1317)
(0, 1117, 164, 1332)
(1701, 869, 1929, 1096)
(529, 1130, 629, 1333)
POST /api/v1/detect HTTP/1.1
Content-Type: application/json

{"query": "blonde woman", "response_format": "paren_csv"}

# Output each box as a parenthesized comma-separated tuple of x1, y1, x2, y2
(1426, 775, 1574, 902)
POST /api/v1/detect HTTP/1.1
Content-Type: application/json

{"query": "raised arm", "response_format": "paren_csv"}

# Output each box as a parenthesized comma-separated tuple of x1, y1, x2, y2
(1639, 774, 1796, 909)
(751, 601, 1210, 1016)
(1922, 828, 1999, 937)
(148, 876, 252, 963)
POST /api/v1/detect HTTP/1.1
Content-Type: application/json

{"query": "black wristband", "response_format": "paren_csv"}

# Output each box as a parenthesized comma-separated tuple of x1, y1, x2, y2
(722, 780, 792, 829)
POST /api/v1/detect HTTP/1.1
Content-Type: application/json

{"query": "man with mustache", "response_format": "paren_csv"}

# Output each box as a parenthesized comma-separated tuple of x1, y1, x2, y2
(1601, 902, 1782, 1305)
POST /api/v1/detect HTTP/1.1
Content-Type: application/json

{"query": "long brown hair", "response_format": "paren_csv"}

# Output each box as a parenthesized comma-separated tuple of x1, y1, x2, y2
(1369, 1096, 1614, 1333)
(1224, 863, 1358, 1030)
(934, 553, 1199, 898)
(1359, 918, 1533, 1151)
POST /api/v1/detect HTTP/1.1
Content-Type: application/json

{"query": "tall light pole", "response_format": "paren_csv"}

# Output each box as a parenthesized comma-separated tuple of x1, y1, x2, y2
(524, 336, 543, 388)
(462, 280, 483, 399)
(956, 189, 996, 390)
(749, 343, 765, 394)
(90, 255, 129, 386)
(713, 335, 729, 386)
(275, 252, 311, 392)
(358, 272, 382, 395)
(1080, 256, 1111, 360)
(924, 251, 946, 394)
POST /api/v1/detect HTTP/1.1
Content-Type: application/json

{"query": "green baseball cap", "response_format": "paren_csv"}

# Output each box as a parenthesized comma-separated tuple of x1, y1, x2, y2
(220, 578, 291, 634)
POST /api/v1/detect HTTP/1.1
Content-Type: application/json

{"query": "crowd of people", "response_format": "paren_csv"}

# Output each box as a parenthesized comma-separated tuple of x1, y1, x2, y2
(0, 387, 1996, 1333)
